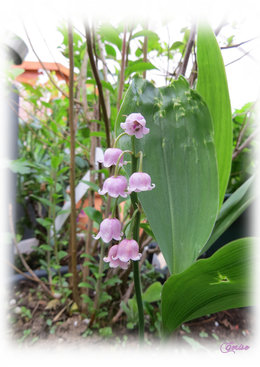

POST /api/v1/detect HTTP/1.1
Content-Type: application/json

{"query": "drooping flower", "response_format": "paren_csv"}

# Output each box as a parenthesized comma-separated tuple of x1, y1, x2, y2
(103, 245, 129, 269)
(98, 175, 128, 198)
(98, 148, 126, 168)
(128, 172, 155, 193)
(120, 113, 149, 139)
(113, 239, 142, 262)
(93, 218, 123, 243)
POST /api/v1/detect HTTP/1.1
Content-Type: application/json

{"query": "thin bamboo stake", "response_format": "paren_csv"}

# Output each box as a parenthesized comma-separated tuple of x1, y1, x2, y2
(68, 21, 80, 309)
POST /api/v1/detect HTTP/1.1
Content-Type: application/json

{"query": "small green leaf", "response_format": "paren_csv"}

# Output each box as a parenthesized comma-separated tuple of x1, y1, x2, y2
(170, 41, 184, 51)
(182, 336, 208, 350)
(99, 327, 113, 337)
(105, 43, 117, 58)
(199, 331, 209, 338)
(90, 131, 106, 138)
(124, 61, 157, 78)
(51, 155, 63, 170)
(84, 207, 103, 224)
(36, 218, 52, 228)
(78, 282, 92, 289)
(98, 24, 122, 50)
(31, 195, 53, 208)
(81, 180, 100, 192)
(143, 282, 162, 303)
(57, 250, 67, 260)
(80, 294, 93, 304)
(39, 244, 53, 251)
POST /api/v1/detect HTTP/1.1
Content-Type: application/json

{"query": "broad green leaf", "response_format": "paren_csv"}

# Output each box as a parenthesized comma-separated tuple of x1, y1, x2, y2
(115, 76, 219, 274)
(196, 22, 233, 209)
(162, 238, 254, 335)
(124, 61, 157, 79)
(200, 175, 256, 255)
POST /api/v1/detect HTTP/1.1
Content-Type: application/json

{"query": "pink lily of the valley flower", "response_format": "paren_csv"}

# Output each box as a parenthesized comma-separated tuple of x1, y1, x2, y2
(103, 245, 129, 269)
(98, 175, 128, 198)
(93, 218, 123, 243)
(98, 148, 126, 168)
(120, 113, 149, 139)
(128, 172, 155, 193)
(112, 239, 142, 262)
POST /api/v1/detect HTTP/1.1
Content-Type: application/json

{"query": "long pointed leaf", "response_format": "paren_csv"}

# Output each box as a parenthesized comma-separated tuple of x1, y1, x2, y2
(200, 175, 256, 255)
(162, 237, 254, 335)
(196, 23, 233, 209)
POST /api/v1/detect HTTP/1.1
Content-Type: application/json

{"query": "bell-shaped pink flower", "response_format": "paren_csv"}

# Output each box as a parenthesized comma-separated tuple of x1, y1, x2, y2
(113, 239, 142, 262)
(93, 218, 123, 243)
(98, 148, 126, 168)
(98, 175, 128, 198)
(103, 245, 129, 269)
(128, 172, 155, 193)
(120, 113, 150, 139)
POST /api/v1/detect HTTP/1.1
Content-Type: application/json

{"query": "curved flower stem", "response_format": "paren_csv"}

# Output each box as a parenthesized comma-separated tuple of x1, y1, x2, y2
(114, 150, 133, 177)
(124, 208, 139, 238)
(130, 137, 144, 341)
(113, 132, 127, 148)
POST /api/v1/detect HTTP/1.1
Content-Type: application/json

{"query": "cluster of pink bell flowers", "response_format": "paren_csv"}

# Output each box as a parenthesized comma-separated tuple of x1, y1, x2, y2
(94, 113, 155, 270)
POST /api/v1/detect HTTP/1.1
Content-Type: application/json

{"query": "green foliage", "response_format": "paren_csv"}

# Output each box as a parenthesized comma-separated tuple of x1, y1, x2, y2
(197, 22, 233, 209)
(116, 76, 219, 274)
(121, 280, 162, 334)
(228, 102, 256, 193)
(201, 175, 256, 255)
(161, 238, 254, 335)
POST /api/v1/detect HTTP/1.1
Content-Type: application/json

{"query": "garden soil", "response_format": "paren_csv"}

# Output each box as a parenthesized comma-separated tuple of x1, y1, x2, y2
(6, 280, 253, 351)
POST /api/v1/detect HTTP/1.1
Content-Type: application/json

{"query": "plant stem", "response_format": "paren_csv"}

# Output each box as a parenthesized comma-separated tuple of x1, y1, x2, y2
(85, 22, 111, 148)
(89, 240, 105, 327)
(130, 137, 144, 340)
(117, 25, 127, 110)
(113, 132, 127, 148)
